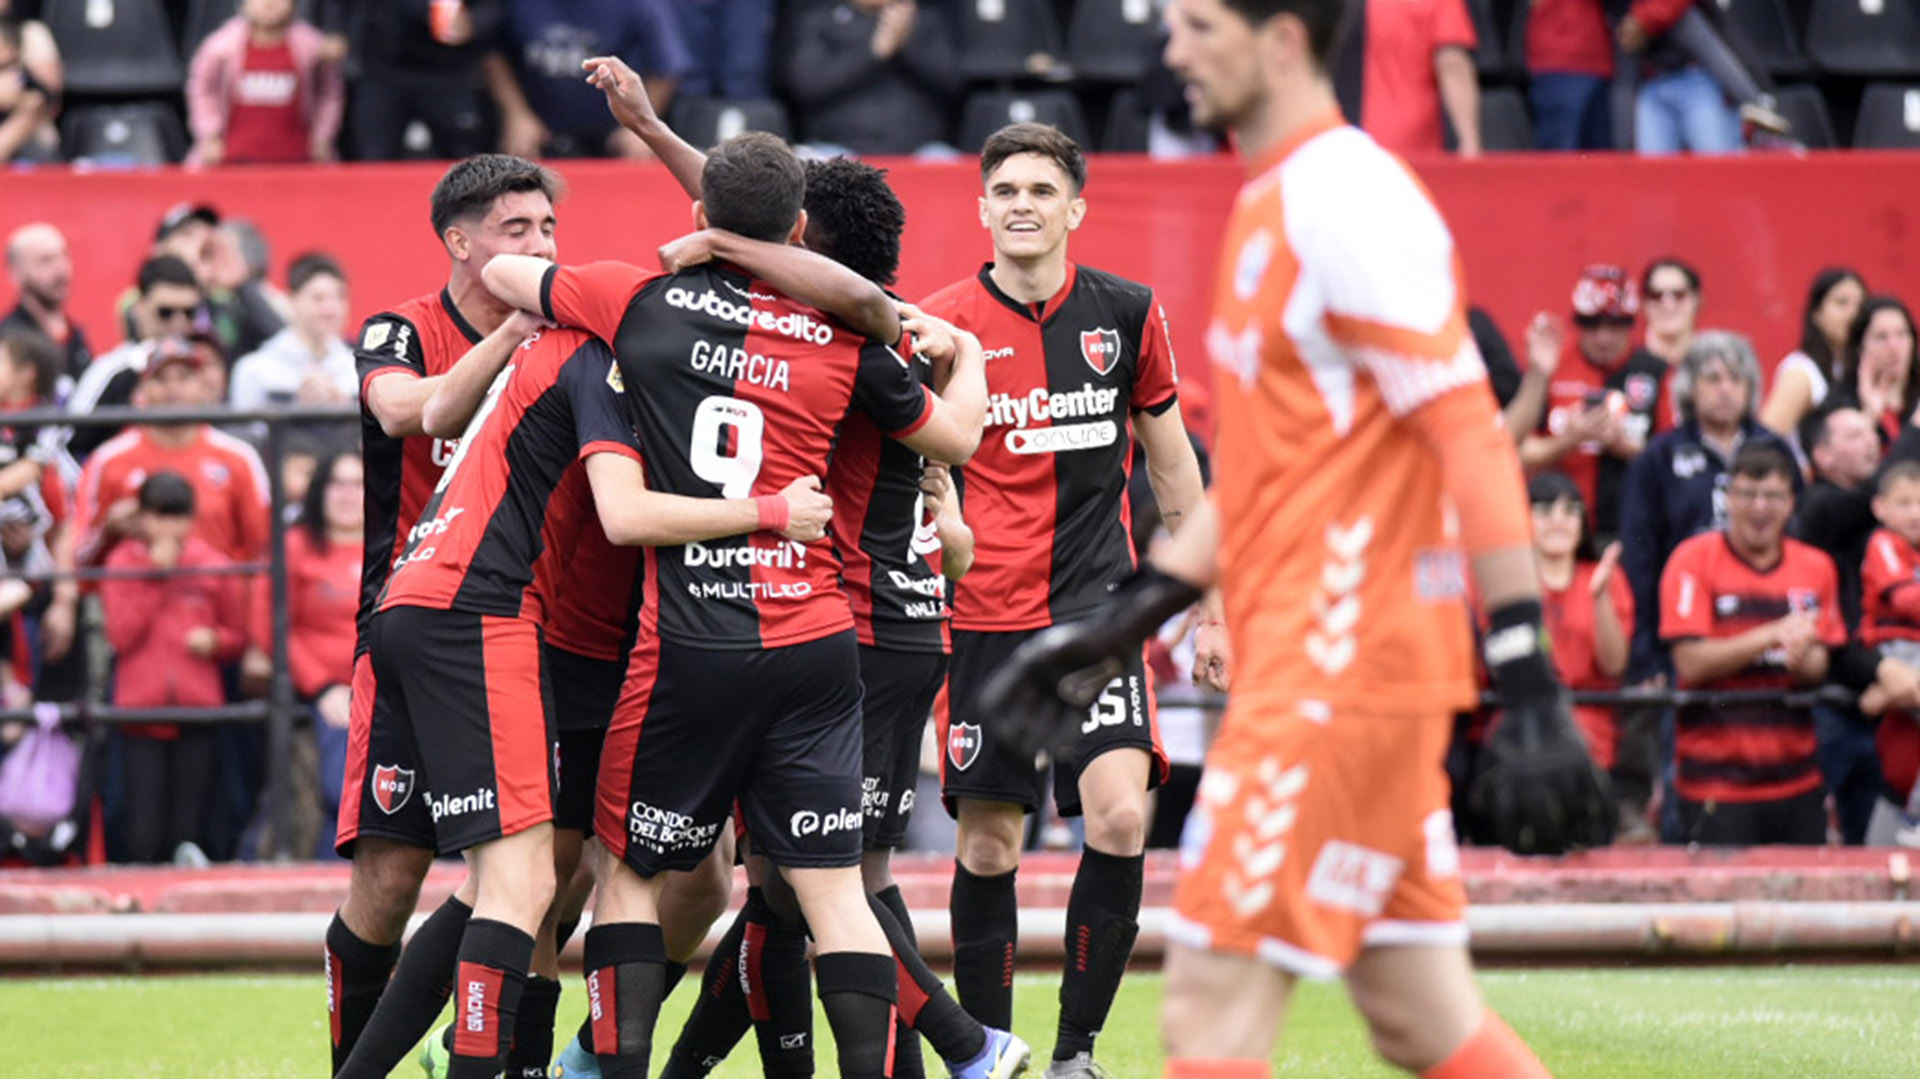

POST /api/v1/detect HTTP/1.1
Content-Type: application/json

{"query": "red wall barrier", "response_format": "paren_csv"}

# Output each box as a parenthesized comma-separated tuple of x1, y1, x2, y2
(5, 152, 1918, 426)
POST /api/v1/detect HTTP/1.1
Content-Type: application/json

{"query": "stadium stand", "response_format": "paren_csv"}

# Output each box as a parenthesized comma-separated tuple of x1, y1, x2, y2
(1064, 0, 1160, 84)
(42, 0, 184, 97)
(957, 85, 1089, 151)
(1852, 81, 1920, 148)
(1805, 0, 1920, 77)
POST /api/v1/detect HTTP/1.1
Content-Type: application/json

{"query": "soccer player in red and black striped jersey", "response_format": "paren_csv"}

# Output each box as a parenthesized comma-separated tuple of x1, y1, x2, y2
(327, 154, 569, 1078)
(918, 123, 1209, 1076)
(485, 133, 998, 1079)
(1659, 441, 1844, 844)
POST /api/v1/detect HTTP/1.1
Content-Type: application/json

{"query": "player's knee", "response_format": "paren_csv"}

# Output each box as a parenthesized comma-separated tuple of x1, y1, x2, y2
(1084, 799, 1148, 856)
(955, 806, 1024, 874)
(347, 841, 433, 928)
(1354, 986, 1434, 1071)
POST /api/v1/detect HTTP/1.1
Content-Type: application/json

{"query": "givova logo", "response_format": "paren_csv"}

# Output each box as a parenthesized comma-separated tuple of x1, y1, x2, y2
(664, 287, 833, 346)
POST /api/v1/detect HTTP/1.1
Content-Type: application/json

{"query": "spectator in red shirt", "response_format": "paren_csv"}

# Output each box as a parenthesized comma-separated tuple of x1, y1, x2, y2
(1853, 461, 1920, 846)
(250, 451, 361, 857)
(1526, 0, 1613, 150)
(187, 0, 345, 165)
(1520, 264, 1663, 539)
(73, 335, 271, 579)
(100, 471, 249, 863)
(1660, 441, 1844, 844)
(1528, 471, 1633, 776)
(1334, 0, 1481, 157)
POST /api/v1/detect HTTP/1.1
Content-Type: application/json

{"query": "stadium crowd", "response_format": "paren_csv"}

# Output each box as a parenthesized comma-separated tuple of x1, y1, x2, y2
(0, 0, 1914, 168)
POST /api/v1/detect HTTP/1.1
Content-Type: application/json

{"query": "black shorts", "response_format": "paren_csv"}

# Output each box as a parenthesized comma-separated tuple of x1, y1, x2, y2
(938, 626, 1166, 817)
(366, 606, 556, 855)
(859, 646, 948, 850)
(545, 644, 625, 833)
(334, 649, 437, 857)
(596, 630, 865, 875)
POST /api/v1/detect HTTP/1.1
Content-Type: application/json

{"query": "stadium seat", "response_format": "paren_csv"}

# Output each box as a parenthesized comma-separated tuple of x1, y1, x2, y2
(1768, 83, 1837, 147)
(958, 88, 1089, 152)
(953, 0, 1067, 83)
(1852, 82, 1920, 148)
(1065, 0, 1160, 83)
(1101, 87, 1150, 152)
(1478, 85, 1535, 152)
(61, 101, 188, 166)
(43, 0, 185, 96)
(667, 97, 793, 149)
(1712, 0, 1809, 78)
(1805, 0, 1920, 77)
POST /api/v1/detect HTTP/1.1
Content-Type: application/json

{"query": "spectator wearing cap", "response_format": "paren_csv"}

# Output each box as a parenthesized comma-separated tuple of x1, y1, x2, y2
(229, 253, 356, 491)
(186, 0, 345, 166)
(72, 335, 269, 575)
(99, 470, 248, 864)
(1620, 330, 1798, 683)
(1519, 264, 1667, 541)
(124, 204, 284, 361)
(67, 256, 206, 472)
(1528, 470, 1635, 782)
(2, 223, 90, 390)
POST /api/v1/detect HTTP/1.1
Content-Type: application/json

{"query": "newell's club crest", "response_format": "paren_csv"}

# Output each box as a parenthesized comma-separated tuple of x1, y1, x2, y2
(1080, 328, 1121, 376)
(371, 765, 415, 815)
(948, 722, 982, 772)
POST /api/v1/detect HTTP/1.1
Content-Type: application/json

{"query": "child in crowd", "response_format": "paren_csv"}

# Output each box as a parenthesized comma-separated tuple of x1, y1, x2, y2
(1856, 460, 1920, 846)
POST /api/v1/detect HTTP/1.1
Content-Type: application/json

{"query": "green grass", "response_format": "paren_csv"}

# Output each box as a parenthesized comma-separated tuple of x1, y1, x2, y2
(2, 966, 1917, 1077)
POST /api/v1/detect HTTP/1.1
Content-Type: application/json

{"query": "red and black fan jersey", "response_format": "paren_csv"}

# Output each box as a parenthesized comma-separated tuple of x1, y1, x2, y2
(537, 459, 644, 661)
(541, 260, 934, 650)
(919, 263, 1178, 631)
(1860, 527, 1920, 648)
(831, 349, 949, 655)
(378, 327, 641, 621)
(1659, 532, 1845, 803)
(353, 288, 484, 645)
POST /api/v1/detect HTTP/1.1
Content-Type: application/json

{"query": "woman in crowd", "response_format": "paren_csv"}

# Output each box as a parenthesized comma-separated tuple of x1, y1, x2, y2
(1528, 471, 1634, 784)
(1835, 296, 1918, 445)
(1760, 268, 1868, 449)
(251, 451, 360, 857)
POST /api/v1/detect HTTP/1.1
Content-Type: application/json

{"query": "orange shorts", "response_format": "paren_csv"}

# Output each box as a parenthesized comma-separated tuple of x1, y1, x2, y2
(1169, 701, 1466, 979)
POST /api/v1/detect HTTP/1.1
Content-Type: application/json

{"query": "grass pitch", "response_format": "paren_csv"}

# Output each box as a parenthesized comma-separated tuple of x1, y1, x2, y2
(3, 965, 1916, 1077)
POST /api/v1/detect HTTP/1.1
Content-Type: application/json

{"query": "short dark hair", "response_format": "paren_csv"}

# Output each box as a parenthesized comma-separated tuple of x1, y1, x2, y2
(1729, 442, 1796, 487)
(1217, 0, 1351, 68)
(981, 123, 1087, 194)
(137, 255, 199, 296)
(429, 154, 563, 238)
(1878, 460, 1920, 495)
(802, 159, 904, 287)
(137, 470, 196, 517)
(700, 133, 806, 244)
(1798, 267, 1864, 373)
(1641, 256, 1702, 297)
(288, 251, 345, 294)
(300, 452, 357, 552)
(0, 326, 59, 401)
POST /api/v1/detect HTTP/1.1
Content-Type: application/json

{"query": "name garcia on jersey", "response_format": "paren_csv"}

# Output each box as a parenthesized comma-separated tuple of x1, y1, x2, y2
(986, 382, 1123, 455)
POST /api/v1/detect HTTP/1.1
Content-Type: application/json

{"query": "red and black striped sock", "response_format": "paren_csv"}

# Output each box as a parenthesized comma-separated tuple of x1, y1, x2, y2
(1055, 846, 1143, 1062)
(585, 921, 668, 1079)
(448, 919, 533, 1079)
(874, 885, 928, 1079)
(870, 889, 982, 1067)
(324, 912, 400, 1075)
(950, 862, 1018, 1030)
(748, 887, 817, 1079)
(660, 907, 752, 1078)
(815, 951, 899, 1079)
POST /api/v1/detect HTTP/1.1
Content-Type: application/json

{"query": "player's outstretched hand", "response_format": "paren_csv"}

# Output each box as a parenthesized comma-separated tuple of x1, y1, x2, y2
(778, 475, 833, 543)
(979, 566, 1203, 759)
(1469, 693, 1615, 855)
(583, 55, 658, 134)
(659, 229, 717, 273)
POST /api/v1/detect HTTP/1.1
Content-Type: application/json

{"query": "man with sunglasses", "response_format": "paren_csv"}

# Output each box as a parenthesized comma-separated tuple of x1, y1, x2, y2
(1518, 263, 1667, 543)
(64, 255, 208, 472)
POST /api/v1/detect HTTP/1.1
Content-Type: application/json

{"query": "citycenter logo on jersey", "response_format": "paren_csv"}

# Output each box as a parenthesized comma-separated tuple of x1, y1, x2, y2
(429, 786, 497, 822)
(987, 383, 1122, 455)
(789, 807, 862, 838)
(665, 287, 834, 346)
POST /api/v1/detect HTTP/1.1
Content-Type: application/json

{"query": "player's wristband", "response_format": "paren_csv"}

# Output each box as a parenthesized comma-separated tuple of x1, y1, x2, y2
(755, 495, 790, 534)
(1484, 599, 1560, 702)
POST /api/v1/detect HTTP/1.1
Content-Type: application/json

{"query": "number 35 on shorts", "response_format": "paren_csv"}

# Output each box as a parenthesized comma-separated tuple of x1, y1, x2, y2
(1082, 675, 1145, 735)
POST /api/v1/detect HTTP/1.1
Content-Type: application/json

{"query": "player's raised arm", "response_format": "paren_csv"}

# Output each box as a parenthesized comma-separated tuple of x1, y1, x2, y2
(583, 55, 706, 200)
(582, 454, 832, 547)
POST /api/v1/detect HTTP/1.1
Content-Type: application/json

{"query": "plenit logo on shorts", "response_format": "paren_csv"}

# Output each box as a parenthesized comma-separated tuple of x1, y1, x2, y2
(789, 807, 861, 838)
(986, 384, 1121, 455)
(664, 287, 834, 346)
(371, 764, 415, 815)
(429, 786, 497, 822)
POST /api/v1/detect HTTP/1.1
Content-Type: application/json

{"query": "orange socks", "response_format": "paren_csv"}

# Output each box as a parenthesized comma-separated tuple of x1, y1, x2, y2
(1164, 1059, 1266, 1079)
(1422, 1010, 1552, 1079)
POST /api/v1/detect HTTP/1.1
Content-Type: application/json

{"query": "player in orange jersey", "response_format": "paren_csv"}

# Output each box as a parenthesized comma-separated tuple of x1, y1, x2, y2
(982, 1, 1611, 1077)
